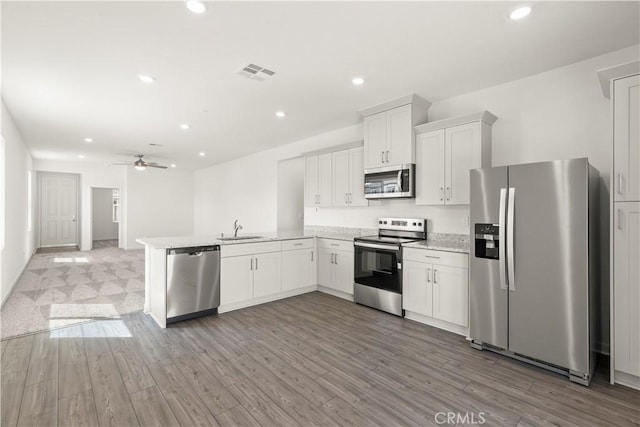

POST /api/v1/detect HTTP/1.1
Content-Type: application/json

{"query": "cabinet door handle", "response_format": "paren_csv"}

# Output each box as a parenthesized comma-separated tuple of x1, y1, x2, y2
(348, 193, 352, 204)
(381, 151, 385, 163)
(618, 209, 624, 230)
(255, 257, 258, 270)
(250, 258, 253, 271)
(618, 173, 624, 196)
(433, 269, 438, 284)
(334, 253, 338, 265)
(427, 268, 431, 283)
(345, 193, 348, 203)
(446, 187, 451, 201)
(439, 187, 444, 201)
(386, 151, 390, 163)
(311, 250, 314, 262)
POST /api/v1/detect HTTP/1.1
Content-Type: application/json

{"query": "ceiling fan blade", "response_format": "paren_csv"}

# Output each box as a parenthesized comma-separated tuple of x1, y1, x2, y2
(147, 164, 168, 169)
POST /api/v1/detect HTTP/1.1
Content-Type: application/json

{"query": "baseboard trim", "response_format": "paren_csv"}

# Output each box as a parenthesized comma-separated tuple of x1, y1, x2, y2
(614, 370, 640, 390)
(1, 248, 36, 308)
(317, 286, 354, 302)
(404, 311, 469, 337)
(219, 286, 317, 314)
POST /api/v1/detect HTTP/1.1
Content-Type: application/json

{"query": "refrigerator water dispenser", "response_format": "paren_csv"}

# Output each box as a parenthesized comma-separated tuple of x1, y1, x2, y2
(474, 223, 500, 259)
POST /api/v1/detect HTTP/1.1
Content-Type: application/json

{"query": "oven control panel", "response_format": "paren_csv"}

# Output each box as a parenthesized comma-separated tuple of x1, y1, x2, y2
(378, 217, 426, 233)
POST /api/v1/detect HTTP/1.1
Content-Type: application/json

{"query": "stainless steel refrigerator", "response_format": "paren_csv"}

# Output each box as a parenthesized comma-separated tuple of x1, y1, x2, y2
(470, 158, 599, 385)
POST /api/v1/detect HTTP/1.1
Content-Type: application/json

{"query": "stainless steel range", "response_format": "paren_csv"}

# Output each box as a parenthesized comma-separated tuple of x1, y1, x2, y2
(353, 217, 426, 316)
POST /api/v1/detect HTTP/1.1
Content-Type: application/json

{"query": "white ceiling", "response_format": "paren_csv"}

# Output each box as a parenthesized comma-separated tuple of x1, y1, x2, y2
(3, 1, 639, 170)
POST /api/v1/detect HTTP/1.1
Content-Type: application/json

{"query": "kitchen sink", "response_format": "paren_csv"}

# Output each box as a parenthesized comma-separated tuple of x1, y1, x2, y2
(218, 235, 264, 241)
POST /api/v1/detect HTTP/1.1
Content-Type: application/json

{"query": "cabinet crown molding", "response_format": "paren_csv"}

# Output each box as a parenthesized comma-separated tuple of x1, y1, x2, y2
(358, 94, 431, 117)
(597, 60, 640, 99)
(301, 139, 363, 158)
(415, 111, 498, 134)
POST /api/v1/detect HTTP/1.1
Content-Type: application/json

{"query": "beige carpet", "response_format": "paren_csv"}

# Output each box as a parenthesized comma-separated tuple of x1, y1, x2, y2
(1, 241, 145, 340)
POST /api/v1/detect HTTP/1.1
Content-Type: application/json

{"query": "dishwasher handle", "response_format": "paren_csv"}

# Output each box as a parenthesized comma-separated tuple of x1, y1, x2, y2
(167, 245, 220, 256)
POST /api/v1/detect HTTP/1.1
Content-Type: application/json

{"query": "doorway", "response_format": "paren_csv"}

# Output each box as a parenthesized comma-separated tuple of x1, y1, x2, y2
(91, 187, 120, 249)
(38, 172, 80, 249)
(277, 157, 304, 232)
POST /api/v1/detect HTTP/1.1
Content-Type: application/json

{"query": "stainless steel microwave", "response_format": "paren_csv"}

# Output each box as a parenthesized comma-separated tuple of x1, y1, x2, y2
(364, 164, 415, 199)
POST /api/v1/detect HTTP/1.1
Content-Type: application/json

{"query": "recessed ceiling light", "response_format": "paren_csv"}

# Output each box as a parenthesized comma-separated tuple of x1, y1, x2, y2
(199, 152, 205, 156)
(352, 77, 365, 86)
(509, 6, 531, 20)
(170, 164, 177, 168)
(180, 124, 190, 130)
(275, 111, 286, 118)
(138, 74, 156, 84)
(78, 154, 85, 159)
(186, 0, 207, 14)
(84, 137, 93, 143)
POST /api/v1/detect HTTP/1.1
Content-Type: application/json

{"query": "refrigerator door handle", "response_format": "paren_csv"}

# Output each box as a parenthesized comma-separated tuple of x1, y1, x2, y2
(498, 188, 508, 291)
(507, 187, 516, 291)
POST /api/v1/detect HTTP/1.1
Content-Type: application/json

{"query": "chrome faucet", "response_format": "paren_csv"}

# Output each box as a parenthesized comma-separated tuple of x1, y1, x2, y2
(233, 219, 243, 237)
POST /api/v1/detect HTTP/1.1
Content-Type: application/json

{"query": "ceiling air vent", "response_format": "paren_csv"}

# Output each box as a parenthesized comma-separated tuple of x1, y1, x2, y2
(239, 63, 276, 82)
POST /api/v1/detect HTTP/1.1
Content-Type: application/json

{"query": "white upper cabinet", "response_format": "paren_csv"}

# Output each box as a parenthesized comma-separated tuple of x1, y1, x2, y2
(614, 75, 640, 202)
(332, 147, 368, 207)
(415, 129, 445, 205)
(360, 94, 430, 170)
(304, 153, 332, 207)
(364, 113, 387, 168)
(415, 111, 496, 206)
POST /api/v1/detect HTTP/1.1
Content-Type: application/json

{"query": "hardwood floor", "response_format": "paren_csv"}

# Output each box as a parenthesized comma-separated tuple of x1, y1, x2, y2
(1, 291, 638, 426)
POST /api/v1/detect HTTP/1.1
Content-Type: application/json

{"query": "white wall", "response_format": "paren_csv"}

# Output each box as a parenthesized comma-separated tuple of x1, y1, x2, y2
(33, 159, 125, 251)
(194, 125, 363, 235)
(92, 187, 118, 240)
(1, 100, 35, 305)
(125, 167, 194, 249)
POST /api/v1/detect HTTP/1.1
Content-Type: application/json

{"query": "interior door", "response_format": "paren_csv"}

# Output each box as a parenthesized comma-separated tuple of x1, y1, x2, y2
(416, 130, 445, 205)
(445, 122, 480, 205)
(469, 166, 508, 349)
(40, 173, 78, 247)
(331, 150, 350, 207)
(508, 159, 589, 373)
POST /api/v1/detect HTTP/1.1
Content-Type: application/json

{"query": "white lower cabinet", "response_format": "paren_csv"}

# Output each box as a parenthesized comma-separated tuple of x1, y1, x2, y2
(432, 265, 469, 327)
(220, 255, 255, 306)
(402, 248, 469, 335)
(282, 247, 315, 292)
(317, 239, 354, 296)
(252, 252, 282, 298)
(403, 260, 433, 316)
(614, 201, 640, 385)
(221, 247, 282, 308)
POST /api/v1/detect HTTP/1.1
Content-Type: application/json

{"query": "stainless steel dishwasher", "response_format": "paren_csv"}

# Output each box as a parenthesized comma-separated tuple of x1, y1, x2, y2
(166, 245, 220, 323)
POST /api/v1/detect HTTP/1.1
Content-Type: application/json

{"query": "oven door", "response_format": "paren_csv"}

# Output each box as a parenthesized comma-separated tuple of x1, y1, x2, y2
(354, 242, 401, 293)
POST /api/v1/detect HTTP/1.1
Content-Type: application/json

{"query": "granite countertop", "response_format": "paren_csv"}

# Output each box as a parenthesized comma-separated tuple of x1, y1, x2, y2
(136, 226, 377, 249)
(402, 233, 470, 254)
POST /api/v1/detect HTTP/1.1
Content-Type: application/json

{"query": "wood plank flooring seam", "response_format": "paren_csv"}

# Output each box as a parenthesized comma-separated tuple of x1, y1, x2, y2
(13, 335, 37, 427)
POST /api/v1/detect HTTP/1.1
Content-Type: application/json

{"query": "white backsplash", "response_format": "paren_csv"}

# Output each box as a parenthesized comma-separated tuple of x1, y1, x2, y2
(304, 199, 470, 235)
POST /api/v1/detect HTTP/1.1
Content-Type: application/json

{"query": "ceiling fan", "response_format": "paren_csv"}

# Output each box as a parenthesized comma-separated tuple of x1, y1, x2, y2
(113, 154, 168, 171)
